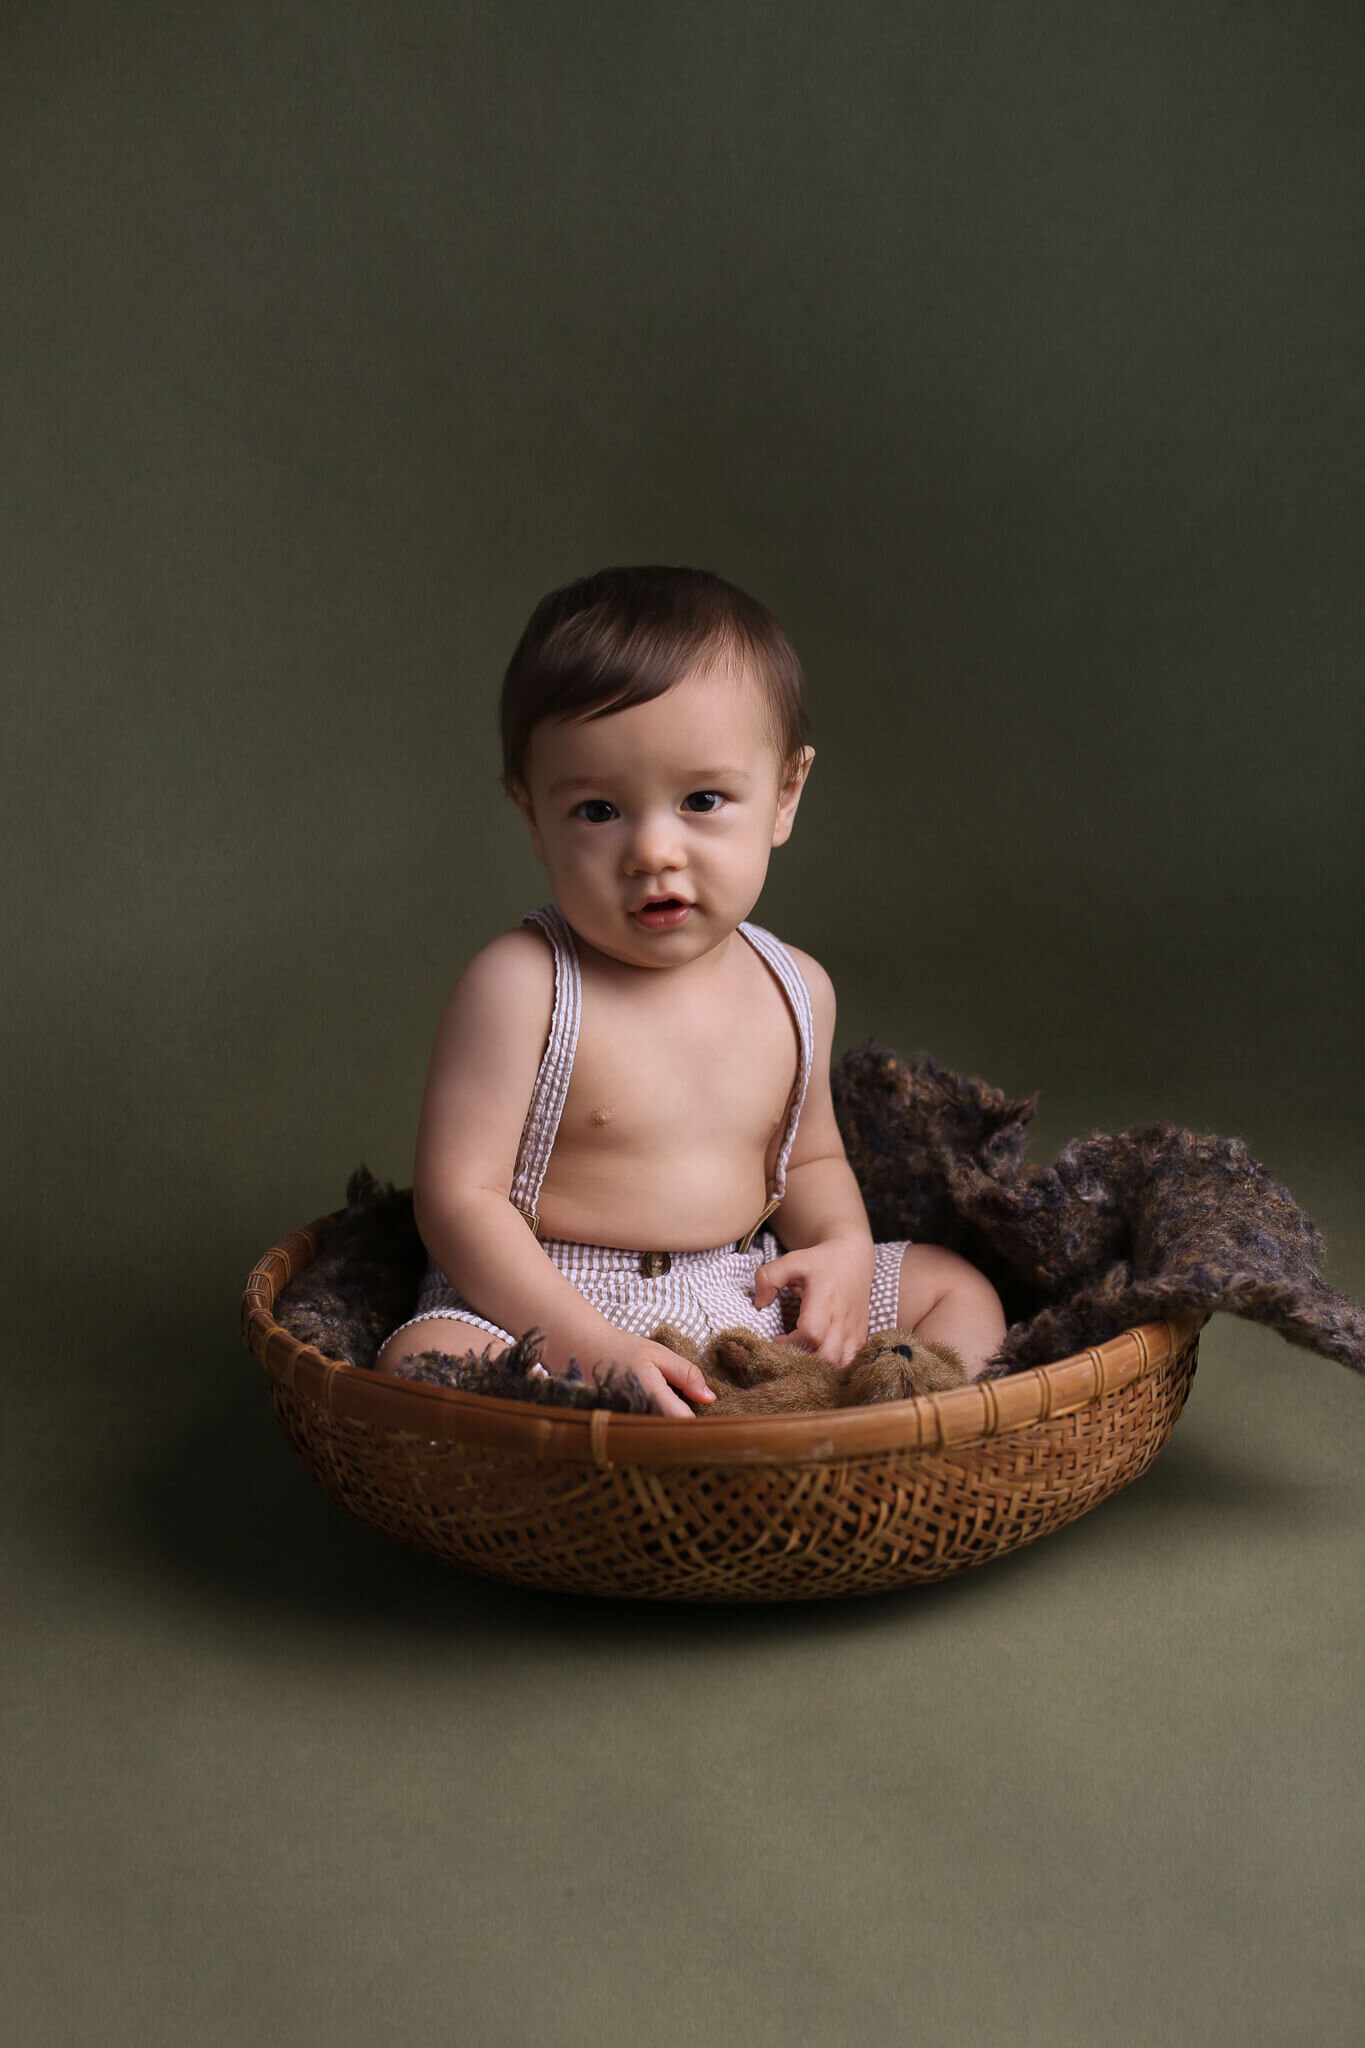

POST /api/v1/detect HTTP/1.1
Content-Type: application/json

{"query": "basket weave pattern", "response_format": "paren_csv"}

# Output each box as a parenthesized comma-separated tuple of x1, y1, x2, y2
(245, 1213, 1201, 1602)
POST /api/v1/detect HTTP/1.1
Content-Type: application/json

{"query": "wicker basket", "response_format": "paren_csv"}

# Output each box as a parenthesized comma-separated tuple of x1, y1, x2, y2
(242, 1208, 1203, 1602)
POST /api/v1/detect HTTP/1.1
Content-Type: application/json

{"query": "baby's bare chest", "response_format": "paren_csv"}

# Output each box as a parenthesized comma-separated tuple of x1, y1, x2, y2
(558, 981, 800, 1161)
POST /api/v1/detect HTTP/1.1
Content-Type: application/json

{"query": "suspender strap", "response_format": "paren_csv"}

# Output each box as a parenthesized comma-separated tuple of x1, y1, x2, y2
(734, 919, 816, 1245)
(509, 905, 582, 1233)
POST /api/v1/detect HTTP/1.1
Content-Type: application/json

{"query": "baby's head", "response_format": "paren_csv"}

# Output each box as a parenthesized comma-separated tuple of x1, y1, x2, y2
(499, 565, 810, 795)
(498, 567, 815, 962)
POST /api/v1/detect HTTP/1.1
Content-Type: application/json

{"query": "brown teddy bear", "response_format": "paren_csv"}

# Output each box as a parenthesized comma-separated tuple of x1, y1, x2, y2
(391, 1322, 968, 1414)
(650, 1322, 967, 1414)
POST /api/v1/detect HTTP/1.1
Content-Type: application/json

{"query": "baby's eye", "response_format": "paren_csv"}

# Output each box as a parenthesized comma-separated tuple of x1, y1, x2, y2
(574, 799, 618, 824)
(682, 790, 725, 813)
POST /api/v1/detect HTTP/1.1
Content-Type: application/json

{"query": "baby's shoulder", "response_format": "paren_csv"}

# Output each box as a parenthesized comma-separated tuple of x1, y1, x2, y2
(763, 935, 836, 1024)
(443, 924, 554, 1029)
(457, 922, 553, 993)
(425, 926, 554, 1088)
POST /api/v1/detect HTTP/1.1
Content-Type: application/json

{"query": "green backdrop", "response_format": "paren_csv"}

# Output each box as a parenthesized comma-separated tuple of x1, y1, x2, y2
(5, 5, 1362, 2044)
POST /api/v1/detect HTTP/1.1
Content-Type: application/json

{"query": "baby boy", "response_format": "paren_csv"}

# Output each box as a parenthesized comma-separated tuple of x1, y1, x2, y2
(377, 566, 1005, 1414)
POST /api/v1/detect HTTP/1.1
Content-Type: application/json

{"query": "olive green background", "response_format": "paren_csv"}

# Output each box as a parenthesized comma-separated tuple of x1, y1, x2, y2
(4, 4, 1362, 2044)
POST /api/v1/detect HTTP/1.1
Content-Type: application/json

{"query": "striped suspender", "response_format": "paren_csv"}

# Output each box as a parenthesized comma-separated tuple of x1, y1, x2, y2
(733, 921, 815, 1250)
(509, 905, 582, 1236)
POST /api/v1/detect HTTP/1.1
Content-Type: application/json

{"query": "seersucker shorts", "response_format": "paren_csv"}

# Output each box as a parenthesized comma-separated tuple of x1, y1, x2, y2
(385, 1229, 913, 1356)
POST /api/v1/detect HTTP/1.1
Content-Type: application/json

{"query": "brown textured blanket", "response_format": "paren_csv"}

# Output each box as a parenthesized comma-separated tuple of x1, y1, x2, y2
(274, 1045, 1365, 1395)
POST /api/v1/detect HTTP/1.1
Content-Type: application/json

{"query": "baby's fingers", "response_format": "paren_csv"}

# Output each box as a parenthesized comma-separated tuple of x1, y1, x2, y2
(753, 1254, 802, 1310)
(770, 1305, 830, 1357)
(642, 1369, 703, 1419)
(646, 1346, 716, 1409)
(781, 1304, 862, 1368)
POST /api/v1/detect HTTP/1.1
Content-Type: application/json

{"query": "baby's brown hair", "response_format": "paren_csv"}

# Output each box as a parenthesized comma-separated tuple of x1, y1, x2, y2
(499, 565, 810, 789)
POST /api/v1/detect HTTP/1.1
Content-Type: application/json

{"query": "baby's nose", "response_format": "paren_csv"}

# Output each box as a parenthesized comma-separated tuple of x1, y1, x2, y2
(625, 813, 685, 872)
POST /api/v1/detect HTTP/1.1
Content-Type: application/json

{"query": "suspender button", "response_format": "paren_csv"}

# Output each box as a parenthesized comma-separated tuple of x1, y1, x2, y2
(639, 1250, 671, 1278)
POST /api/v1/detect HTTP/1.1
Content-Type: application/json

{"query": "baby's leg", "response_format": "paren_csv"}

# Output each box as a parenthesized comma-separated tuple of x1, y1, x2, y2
(375, 1313, 511, 1377)
(894, 1246, 1006, 1383)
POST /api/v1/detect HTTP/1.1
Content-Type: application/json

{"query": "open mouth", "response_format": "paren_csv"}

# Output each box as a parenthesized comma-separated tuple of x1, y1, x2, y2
(631, 897, 692, 929)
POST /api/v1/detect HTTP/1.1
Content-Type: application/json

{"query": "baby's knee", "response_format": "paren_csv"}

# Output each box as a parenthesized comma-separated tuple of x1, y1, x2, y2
(897, 1243, 1004, 1325)
(375, 1316, 508, 1377)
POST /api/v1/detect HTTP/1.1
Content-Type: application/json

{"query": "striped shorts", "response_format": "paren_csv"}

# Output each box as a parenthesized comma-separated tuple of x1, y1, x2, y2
(386, 1230, 912, 1354)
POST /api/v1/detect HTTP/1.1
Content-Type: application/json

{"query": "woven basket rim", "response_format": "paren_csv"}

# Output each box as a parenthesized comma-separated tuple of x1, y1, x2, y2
(242, 1207, 1204, 1469)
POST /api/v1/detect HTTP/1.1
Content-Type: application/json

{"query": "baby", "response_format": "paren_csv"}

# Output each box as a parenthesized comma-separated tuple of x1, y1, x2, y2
(376, 566, 1006, 1415)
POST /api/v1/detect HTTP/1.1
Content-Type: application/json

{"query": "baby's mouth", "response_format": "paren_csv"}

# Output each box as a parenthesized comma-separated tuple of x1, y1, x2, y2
(631, 897, 692, 929)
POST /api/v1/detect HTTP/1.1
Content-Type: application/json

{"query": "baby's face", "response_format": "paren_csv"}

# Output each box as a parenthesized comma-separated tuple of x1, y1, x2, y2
(510, 660, 812, 971)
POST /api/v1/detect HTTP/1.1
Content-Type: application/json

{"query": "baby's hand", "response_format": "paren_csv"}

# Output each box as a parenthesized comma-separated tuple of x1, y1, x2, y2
(753, 1237, 876, 1368)
(565, 1336, 716, 1419)
(638, 1339, 718, 1417)
(622, 1339, 717, 1417)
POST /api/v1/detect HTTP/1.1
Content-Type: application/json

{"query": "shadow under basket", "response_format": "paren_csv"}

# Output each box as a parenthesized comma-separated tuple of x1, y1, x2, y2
(242, 1208, 1204, 1603)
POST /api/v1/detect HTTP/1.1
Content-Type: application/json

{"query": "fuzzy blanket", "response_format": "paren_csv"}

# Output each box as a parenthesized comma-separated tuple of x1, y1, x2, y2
(273, 1045, 1365, 1393)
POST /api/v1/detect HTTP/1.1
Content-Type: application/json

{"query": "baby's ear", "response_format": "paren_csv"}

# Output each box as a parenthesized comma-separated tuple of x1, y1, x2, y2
(772, 747, 814, 846)
(505, 777, 546, 861)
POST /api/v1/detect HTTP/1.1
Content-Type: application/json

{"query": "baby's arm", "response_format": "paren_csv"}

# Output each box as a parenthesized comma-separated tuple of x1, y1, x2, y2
(754, 950, 876, 1366)
(411, 931, 713, 1418)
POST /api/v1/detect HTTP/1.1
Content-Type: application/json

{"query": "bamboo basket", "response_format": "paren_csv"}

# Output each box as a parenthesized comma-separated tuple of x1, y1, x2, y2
(242, 1208, 1203, 1602)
